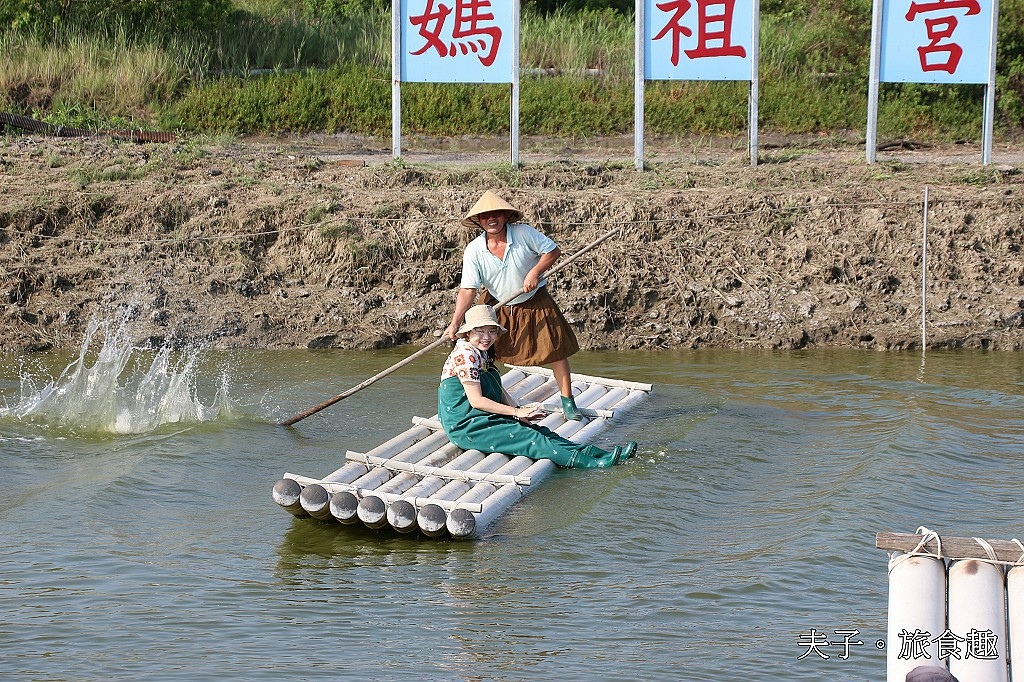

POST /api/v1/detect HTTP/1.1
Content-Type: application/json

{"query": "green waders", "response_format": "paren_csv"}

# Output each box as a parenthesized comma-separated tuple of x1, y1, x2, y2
(438, 367, 617, 468)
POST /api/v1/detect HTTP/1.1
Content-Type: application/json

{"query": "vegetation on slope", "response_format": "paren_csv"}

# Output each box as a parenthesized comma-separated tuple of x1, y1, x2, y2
(1, 0, 1022, 142)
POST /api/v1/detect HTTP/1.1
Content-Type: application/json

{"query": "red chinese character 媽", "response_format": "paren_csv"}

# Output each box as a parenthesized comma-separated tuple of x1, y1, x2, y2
(409, 0, 502, 68)
(452, 0, 501, 67)
(409, 0, 453, 58)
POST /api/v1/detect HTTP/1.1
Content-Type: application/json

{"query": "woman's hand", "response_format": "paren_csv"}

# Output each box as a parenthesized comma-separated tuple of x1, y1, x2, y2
(513, 404, 543, 422)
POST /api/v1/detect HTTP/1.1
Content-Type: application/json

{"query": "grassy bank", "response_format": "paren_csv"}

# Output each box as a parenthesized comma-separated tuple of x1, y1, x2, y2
(2, 0, 1023, 142)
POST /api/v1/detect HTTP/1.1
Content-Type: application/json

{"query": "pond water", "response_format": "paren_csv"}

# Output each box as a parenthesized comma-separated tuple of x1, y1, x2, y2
(2, 319, 1022, 681)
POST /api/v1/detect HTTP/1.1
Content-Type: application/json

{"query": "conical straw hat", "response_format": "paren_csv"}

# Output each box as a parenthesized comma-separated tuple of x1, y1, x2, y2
(461, 190, 524, 228)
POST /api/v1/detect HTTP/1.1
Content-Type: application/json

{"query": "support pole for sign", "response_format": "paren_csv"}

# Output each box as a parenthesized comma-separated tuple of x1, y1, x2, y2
(749, 0, 760, 167)
(634, 0, 645, 171)
(866, 0, 883, 164)
(982, 0, 1000, 165)
(983, 89, 994, 166)
(391, 0, 401, 160)
(921, 186, 928, 351)
(511, 0, 520, 167)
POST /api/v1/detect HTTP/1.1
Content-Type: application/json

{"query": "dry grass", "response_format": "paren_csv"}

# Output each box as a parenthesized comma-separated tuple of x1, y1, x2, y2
(1, 30, 195, 122)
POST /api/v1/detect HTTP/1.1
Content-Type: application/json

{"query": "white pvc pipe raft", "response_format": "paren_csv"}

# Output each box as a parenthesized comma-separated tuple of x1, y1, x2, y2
(886, 551, 947, 682)
(354, 443, 462, 528)
(877, 530, 1024, 682)
(386, 449, 484, 533)
(273, 365, 653, 539)
(417, 452, 511, 537)
(948, 559, 1007, 682)
(301, 428, 451, 522)
(1008, 565, 1024, 682)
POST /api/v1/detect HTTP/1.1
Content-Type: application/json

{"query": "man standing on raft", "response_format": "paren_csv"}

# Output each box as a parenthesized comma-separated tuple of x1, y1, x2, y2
(445, 190, 585, 421)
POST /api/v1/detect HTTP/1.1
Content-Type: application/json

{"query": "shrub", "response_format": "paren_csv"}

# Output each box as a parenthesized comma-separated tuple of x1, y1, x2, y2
(1, 0, 233, 36)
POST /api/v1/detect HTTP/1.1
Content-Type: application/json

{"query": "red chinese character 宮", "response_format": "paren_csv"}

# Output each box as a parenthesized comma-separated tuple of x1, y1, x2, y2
(905, 0, 980, 21)
(904, 0, 982, 74)
(917, 16, 964, 74)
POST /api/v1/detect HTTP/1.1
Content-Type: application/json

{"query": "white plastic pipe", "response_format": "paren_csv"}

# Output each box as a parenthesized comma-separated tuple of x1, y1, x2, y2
(329, 430, 450, 524)
(449, 457, 557, 539)
(356, 443, 461, 528)
(445, 456, 536, 538)
(887, 552, 946, 682)
(449, 390, 611, 539)
(948, 559, 1007, 682)
(386, 450, 486, 533)
(416, 453, 511, 537)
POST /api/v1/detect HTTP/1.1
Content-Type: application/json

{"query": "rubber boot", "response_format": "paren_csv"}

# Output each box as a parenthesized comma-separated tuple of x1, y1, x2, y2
(561, 395, 583, 421)
(565, 446, 617, 468)
(615, 441, 638, 463)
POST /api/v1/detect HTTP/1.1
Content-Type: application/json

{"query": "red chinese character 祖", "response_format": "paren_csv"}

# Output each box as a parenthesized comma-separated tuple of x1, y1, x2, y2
(409, 0, 502, 68)
(904, 0, 982, 74)
(653, 0, 746, 67)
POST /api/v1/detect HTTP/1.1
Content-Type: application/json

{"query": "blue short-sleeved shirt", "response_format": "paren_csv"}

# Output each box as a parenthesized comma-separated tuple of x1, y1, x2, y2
(459, 224, 558, 305)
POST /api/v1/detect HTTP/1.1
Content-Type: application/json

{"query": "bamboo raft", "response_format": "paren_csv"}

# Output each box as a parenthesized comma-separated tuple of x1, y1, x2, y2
(273, 365, 653, 540)
(877, 528, 1024, 682)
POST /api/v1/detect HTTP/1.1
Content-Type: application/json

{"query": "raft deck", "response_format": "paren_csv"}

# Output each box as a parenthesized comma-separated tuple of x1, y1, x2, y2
(273, 365, 653, 539)
(877, 528, 1024, 682)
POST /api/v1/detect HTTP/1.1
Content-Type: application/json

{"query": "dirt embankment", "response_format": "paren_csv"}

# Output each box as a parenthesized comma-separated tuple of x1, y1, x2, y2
(1, 134, 1023, 354)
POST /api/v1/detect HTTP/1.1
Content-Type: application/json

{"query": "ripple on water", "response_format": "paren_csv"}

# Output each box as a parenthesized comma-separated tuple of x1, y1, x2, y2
(1, 347, 1022, 681)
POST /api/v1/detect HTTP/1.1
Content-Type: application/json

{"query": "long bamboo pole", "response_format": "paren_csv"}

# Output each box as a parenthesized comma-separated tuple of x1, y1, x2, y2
(279, 224, 623, 426)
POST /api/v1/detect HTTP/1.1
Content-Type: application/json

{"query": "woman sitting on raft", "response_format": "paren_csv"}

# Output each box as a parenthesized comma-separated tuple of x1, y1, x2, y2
(438, 304, 637, 469)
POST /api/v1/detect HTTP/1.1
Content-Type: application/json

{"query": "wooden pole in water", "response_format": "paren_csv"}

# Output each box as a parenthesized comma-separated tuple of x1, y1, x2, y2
(279, 225, 624, 426)
(877, 532, 1024, 562)
(921, 186, 929, 351)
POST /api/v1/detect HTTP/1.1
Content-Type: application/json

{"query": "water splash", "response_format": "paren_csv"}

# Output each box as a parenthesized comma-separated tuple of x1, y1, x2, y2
(1, 311, 234, 434)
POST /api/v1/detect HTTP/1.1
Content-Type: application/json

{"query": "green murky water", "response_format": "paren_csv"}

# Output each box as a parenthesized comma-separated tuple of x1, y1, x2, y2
(2, 328, 1022, 680)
